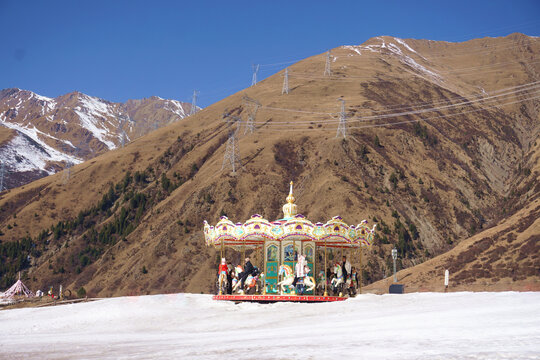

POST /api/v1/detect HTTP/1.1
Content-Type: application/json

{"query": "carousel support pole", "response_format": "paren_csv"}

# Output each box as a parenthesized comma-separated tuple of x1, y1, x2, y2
(291, 239, 296, 295)
(313, 244, 316, 296)
(260, 243, 265, 295)
(359, 245, 363, 295)
(219, 240, 224, 295)
(279, 240, 283, 295)
(242, 238, 245, 264)
(324, 239, 328, 297)
(262, 242, 267, 295)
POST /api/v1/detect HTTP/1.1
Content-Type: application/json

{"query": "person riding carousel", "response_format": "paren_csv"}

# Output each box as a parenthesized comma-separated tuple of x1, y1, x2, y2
(218, 258, 228, 276)
(292, 254, 310, 294)
(238, 257, 255, 292)
(226, 261, 234, 294)
(342, 256, 351, 282)
(217, 258, 228, 294)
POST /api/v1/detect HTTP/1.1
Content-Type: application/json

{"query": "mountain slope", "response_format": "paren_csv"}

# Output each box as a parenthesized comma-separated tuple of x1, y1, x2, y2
(366, 132, 540, 292)
(0, 33, 538, 295)
(0, 89, 196, 189)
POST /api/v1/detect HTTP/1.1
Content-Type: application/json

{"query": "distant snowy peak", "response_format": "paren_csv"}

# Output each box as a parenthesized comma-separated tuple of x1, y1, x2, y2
(0, 88, 196, 189)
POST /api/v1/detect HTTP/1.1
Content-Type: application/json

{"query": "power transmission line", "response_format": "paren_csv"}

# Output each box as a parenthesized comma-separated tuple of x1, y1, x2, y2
(254, 94, 540, 132)
(247, 81, 540, 125)
(247, 90, 540, 131)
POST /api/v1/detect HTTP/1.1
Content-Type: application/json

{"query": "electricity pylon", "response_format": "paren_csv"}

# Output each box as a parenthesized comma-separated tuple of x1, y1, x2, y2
(221, 114, 242, 174)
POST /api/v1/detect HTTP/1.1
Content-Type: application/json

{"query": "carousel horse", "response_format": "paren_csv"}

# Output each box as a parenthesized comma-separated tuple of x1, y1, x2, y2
(277, 264, 316, 294)
(316, 270, 327, 294)
(331, 263, 345, 296)
(302, 274, 317, 293)
(232, 265, 263, 294)
(217, 272, 228, 294)
(277, 264, 295, 293)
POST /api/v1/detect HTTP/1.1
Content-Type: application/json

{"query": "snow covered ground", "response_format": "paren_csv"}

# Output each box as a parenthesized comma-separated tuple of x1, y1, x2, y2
(0, 292, 539, 359)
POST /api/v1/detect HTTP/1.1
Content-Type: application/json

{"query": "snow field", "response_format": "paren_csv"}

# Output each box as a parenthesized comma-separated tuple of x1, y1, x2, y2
(0, 291, 539, 359)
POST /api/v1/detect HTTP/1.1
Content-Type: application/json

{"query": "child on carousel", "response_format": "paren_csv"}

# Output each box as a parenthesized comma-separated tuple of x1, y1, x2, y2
(218, 258, 228, 276)
(217, 258, 228, 294)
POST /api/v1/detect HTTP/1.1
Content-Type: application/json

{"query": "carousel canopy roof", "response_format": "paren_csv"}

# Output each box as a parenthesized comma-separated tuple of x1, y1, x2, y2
(203, 182, 376, 249)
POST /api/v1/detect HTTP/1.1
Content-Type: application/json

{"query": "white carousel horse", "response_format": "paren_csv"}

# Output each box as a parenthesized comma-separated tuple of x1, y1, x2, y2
(302, 274, 316, 292)
(277, 264, 316, 293)
(277, 264, 295, 293)
(217, 271, 228, 294)
(331, 263, 344, 295)
(232, 265, 263, 294)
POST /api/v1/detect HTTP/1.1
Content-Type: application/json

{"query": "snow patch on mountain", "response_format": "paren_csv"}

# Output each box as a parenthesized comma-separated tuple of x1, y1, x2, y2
(0, 131, 80, 174)
(393, 37, 419, 55)
(384, 42, 440, 79)
(30, 92, 57, 113)
(348, 37, 441, 80)
(342, 45, 362, 55)
(74, 94, 118, 149)
(401, 55, 441, 79)
(79, 94, 114, 116)
(73, 109, 116, 149)
(1, 113, 81, 168)
(164, 100, 187, 119)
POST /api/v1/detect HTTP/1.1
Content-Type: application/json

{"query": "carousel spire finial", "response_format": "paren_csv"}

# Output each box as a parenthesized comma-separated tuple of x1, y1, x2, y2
(283, 181, 297, 219)
(287, 181, 295, 204)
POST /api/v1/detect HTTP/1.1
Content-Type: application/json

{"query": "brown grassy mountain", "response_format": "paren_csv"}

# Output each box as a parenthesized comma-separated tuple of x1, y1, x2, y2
(0, 33, 538, 296)
(365, 196, 540, 293)
(0, 89, 195, 189)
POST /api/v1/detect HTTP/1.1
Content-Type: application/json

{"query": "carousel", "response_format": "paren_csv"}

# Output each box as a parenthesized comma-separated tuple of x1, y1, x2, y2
(203, 182, 376, 303)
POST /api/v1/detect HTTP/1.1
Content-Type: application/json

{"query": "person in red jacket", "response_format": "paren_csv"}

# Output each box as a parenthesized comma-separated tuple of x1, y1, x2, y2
(218, 258, 228, 294)
(218, 258, 228, 275)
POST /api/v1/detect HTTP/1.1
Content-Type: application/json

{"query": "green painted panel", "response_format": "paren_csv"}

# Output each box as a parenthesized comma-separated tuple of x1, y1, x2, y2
(265, 278, 278, 294)
(266, 261, 278, 278)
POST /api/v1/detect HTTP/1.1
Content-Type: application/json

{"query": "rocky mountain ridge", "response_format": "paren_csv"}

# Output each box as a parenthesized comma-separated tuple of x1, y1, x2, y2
(0, 89, 196, 189)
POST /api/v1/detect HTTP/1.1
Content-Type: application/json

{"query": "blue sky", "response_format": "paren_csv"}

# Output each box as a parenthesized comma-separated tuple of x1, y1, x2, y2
(1, 0, 539, 107)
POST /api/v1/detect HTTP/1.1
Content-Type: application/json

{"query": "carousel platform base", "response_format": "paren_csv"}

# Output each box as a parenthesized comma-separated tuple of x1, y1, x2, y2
(213, 294, 348, 303)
